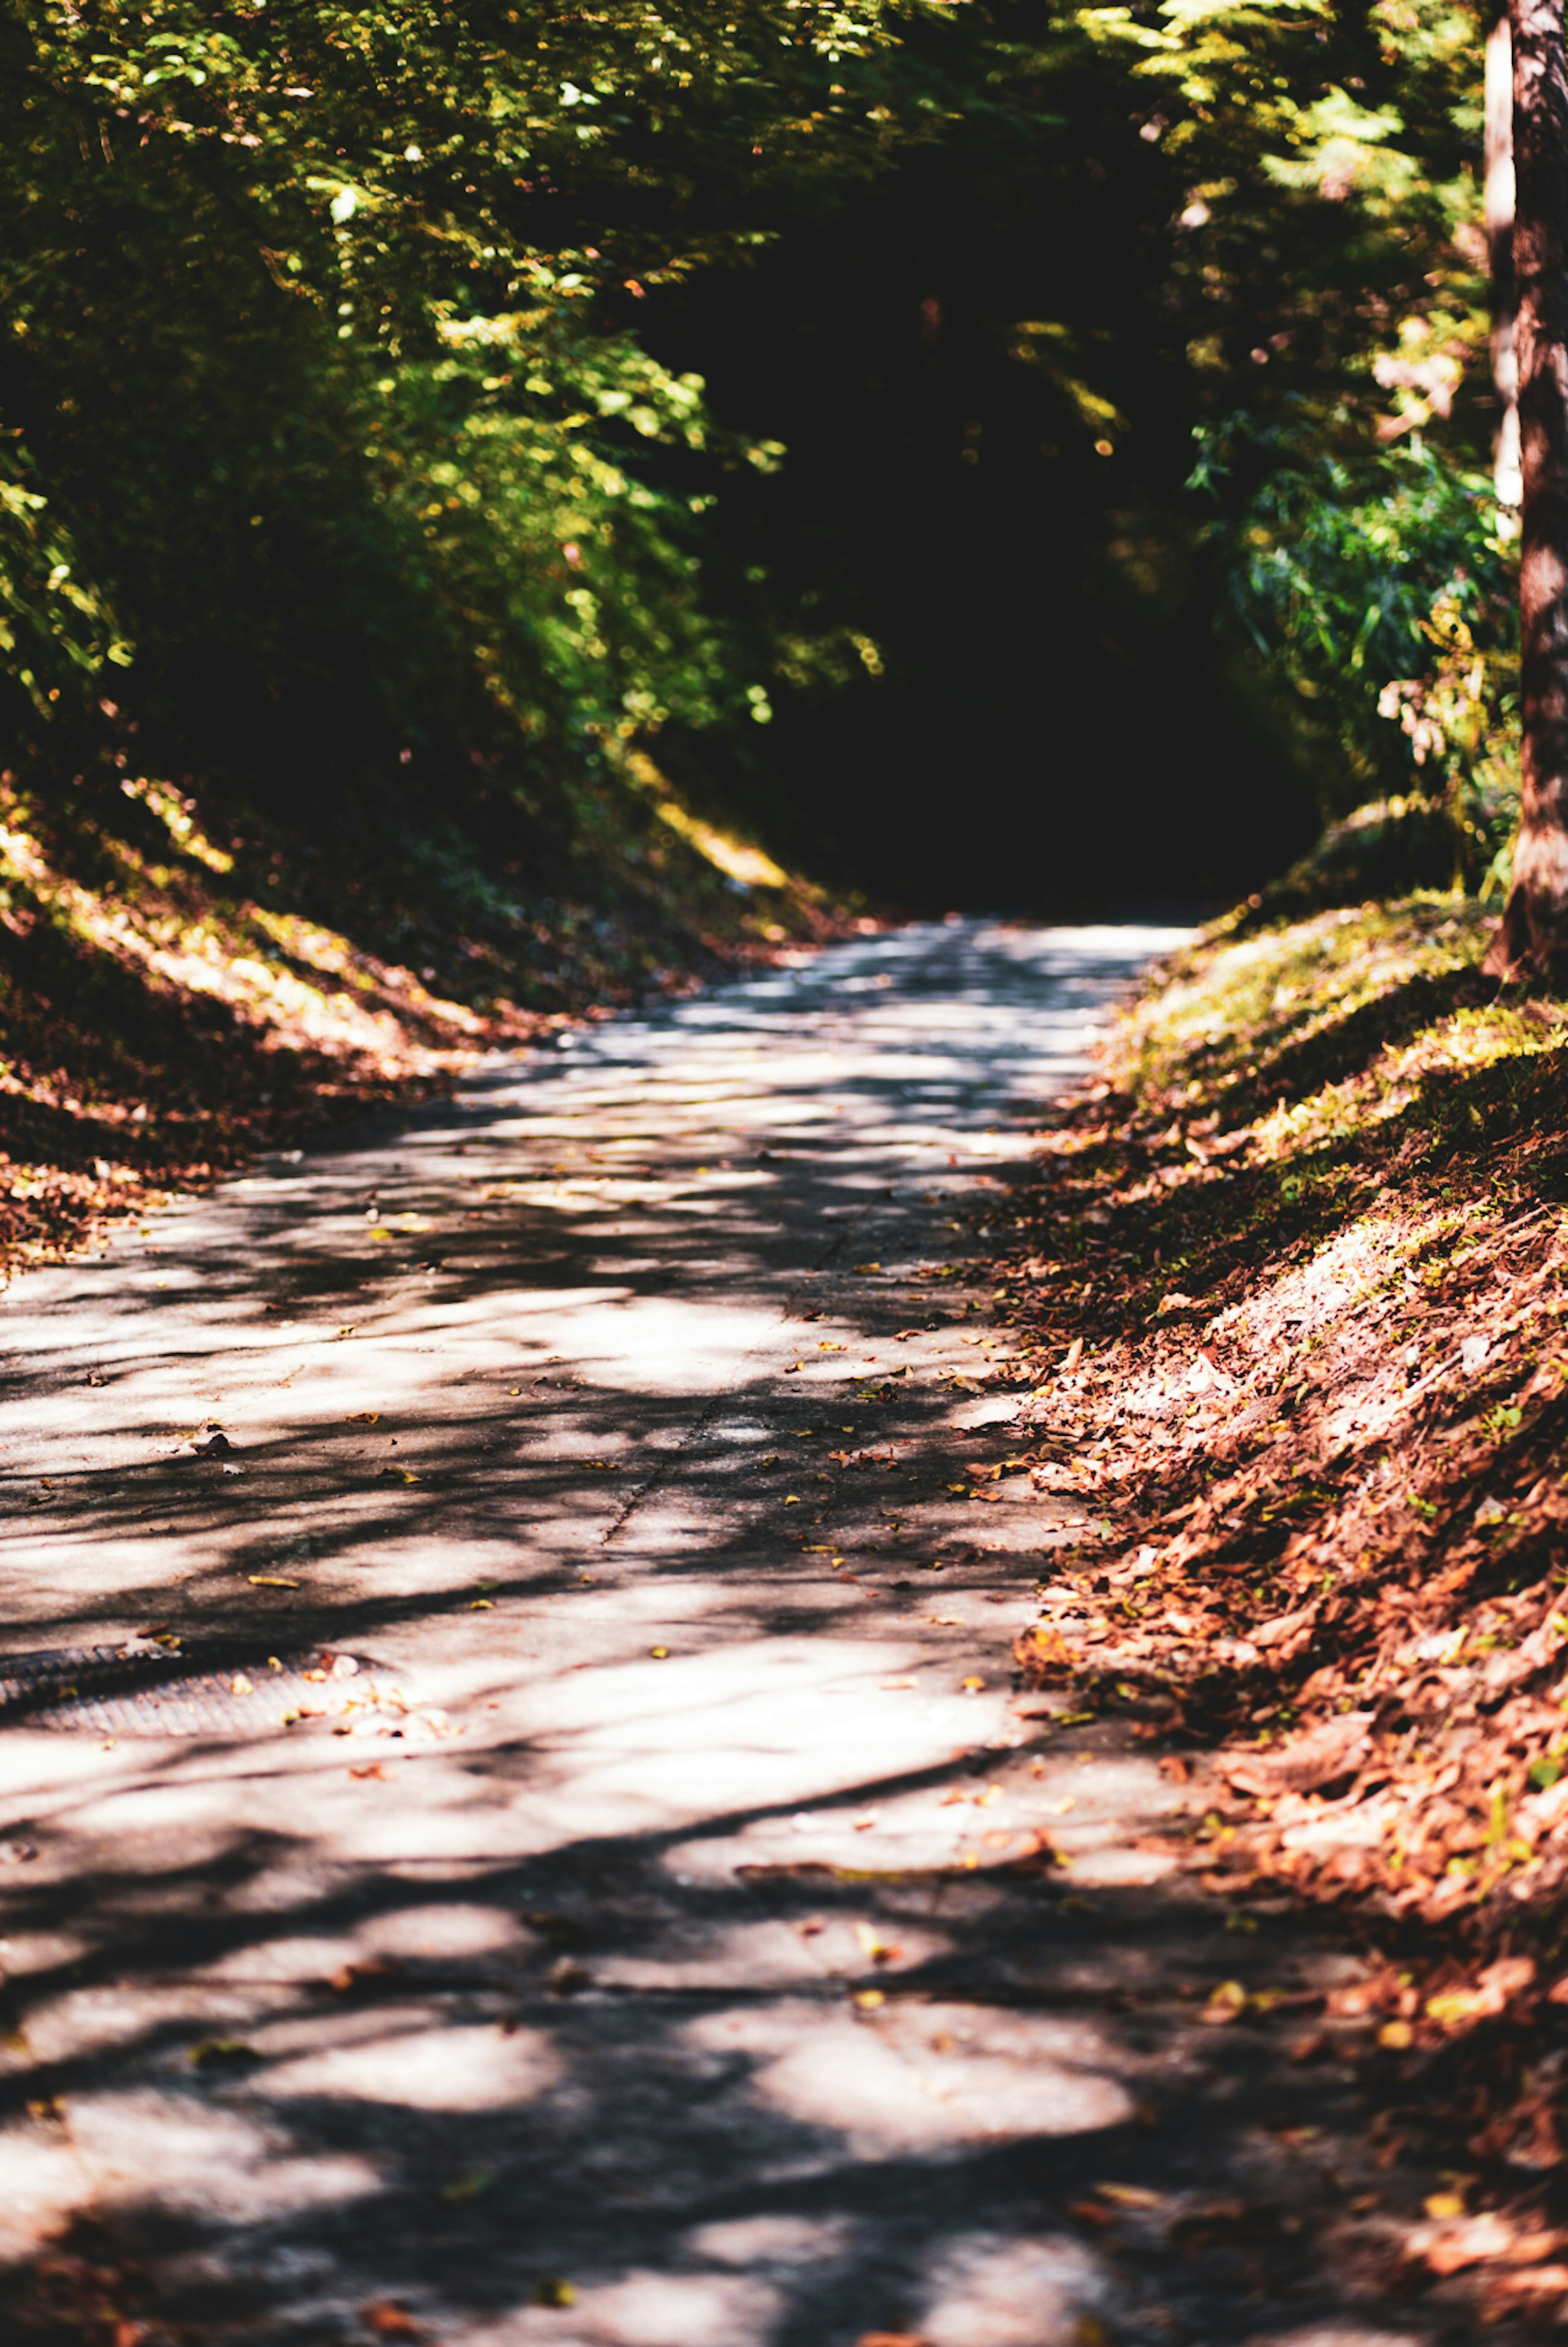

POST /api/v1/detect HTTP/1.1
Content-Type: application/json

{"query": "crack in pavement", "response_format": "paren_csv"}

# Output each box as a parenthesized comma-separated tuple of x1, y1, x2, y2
(599, 1199, 888, 1552)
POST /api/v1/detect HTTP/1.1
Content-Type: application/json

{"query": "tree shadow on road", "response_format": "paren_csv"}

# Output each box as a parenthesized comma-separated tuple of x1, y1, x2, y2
(0, 1707, 1481, 2347)
(0, 933, 1506, 2344)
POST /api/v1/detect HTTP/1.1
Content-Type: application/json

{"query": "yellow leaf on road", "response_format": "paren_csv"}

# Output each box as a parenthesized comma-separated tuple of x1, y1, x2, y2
(854, 1921, 902, 1961)
(1427, 1988, 1495, 2028)
(189, 2038, 259, 2069)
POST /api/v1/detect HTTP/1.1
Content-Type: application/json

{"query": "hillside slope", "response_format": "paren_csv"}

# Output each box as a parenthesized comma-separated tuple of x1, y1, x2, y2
(0, 744, 843, 1276)
(970, 897, 1568, 2325)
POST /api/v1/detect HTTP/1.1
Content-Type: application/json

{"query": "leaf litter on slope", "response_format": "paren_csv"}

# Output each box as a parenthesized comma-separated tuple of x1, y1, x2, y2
(974, 897, 1568, 2322)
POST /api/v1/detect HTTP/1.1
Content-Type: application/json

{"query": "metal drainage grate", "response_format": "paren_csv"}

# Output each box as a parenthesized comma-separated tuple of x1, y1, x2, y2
(0, 1642, 383, 1738)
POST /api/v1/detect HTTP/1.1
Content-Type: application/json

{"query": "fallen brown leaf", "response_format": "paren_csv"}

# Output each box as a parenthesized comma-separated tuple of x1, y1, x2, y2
(362, 2303, 421, 2337)
(1408, 2211, 1519, 2275)
(1485, 2262, 1568, 2305)
(327, 1958, 405, 1992)
(1417, 1955, 1537, 2035)
(1218, 1713, 1373, 1797)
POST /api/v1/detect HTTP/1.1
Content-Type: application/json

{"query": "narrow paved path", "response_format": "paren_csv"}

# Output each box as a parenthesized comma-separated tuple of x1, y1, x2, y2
(0, 923, 1416, 2347)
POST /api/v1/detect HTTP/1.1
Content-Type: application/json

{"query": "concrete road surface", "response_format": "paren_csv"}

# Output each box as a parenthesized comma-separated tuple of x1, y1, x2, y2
(0, 921, 1436, 2347)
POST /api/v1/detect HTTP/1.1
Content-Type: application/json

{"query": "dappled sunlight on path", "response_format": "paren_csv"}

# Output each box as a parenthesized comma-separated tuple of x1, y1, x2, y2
(0, 919, 1425, 2347)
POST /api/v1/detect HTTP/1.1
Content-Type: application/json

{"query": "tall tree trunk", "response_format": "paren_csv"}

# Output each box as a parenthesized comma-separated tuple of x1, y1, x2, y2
(1483, 0, 1568, 979)
(1488, 11, 1521, 508)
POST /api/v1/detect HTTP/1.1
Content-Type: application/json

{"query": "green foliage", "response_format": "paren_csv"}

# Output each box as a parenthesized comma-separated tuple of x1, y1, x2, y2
(1065, 0, 1516, 891)
(1196, 420, 1518, 879)
(0, 0, 896, 838)
(0, 468, 131, 719)
(374, 320, 734, 747)
(0, 0, 1529, 908)
(626, 0, 1519, 901)
(1071, 0, 1488, 430)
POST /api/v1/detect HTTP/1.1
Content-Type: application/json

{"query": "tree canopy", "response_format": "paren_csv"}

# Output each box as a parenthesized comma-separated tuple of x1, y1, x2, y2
(0, 0, 1529, 907)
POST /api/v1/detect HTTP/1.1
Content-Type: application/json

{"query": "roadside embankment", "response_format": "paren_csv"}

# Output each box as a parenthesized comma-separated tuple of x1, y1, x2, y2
(968, 896, 1568, 2319)
(0, 753, 844, 1277)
